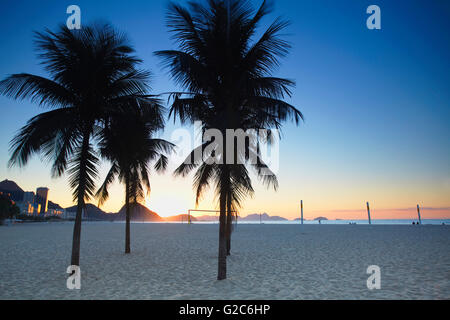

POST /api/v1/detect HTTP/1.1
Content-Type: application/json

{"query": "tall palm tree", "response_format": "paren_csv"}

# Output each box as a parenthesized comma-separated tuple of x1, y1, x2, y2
(0, 23, 151, 267)
(96, 105, 175, 254)
(156, 0, 303, 280)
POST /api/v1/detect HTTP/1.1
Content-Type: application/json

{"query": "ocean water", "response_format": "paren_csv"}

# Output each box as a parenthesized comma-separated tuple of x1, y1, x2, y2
(238, 219, 450, 225)
(134, 219, 450, 225)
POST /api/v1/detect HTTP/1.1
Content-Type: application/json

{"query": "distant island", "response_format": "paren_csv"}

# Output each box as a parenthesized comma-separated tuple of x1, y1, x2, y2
(161, 212, 290, 222)
(239, 213, 288, 221)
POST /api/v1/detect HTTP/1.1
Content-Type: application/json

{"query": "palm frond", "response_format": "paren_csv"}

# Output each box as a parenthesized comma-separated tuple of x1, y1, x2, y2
(154, 154, 169, 172)
(8, 108, 78, 168)
(68, 141, 100, 202)
(243, 17, 291, 76)
(193, 162, 218, 206)
(0, 73, 75, 108)
(173, 141, 210, 177)
(96, 161, 119, 207)
(154, 50, 208, 93)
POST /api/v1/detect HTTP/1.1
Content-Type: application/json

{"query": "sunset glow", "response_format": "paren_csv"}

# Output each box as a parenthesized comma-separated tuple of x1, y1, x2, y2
(145, 195, 191, 218)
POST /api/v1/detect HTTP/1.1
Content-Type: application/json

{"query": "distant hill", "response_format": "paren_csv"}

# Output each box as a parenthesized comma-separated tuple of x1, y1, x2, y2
(186, 213, 288, 221)
(65, 203, 162, 221)
(65, 203, 113, 220)
(164, 214, 197, 222)
(48, 200, 63, 210)
(0, 179, 24, 192)
(239, 213, 288, 221)
(0, 179, 24, 202)
(116, 203, 163, 222)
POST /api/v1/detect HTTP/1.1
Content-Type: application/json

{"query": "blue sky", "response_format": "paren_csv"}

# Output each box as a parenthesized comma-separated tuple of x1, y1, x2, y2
(0, 0, 449, 219)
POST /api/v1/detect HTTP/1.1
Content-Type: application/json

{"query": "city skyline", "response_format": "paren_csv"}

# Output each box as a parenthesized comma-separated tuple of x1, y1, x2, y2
(0, 0, 449, 220)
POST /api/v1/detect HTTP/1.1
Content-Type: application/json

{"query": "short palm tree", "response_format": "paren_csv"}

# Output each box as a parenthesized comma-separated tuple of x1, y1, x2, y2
(96, 105, 175, 253)
(0, 23, 151, 267)
(156, 0, 303, 280)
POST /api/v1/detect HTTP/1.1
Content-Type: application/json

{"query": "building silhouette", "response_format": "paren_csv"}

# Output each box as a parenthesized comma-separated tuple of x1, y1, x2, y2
(35, 187, 49, 214)
(23, 191, 34, 204)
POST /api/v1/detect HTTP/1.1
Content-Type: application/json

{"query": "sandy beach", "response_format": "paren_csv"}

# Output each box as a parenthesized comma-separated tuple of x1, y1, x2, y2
(0, 222, 449, 299)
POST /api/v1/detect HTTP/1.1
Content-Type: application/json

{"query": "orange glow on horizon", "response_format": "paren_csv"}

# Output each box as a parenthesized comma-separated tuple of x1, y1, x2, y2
(145, 195, 191, 218)
(300, 208, 450, 221)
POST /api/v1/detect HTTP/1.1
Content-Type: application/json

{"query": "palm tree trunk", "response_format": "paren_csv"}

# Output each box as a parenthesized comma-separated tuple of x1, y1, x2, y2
(125, 175, 131, 254)
(218, 128, 230, 279)
(226, 192, 232, 256)
(70, 132, 90, 267)
(217, 191, 227, 280)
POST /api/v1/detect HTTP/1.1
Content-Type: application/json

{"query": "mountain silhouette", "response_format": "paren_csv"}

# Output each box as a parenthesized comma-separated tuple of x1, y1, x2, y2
(0, 179, 24, 192)
(240, 213, 288, 221)
(65, 202, 162, 221)
(65, 203, 112, 220)
(188, 212, 288, 221)
(0, 179, 25, 202)
(116, 203, 163, 221)
(48, 200, 63, 210)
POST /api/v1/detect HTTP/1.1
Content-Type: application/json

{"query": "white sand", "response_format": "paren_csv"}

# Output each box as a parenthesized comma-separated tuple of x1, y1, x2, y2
(0, 222, 449, 299)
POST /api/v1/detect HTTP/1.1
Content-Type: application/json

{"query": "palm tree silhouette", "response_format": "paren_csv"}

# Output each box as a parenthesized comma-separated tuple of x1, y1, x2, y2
(0, 23, 152, 267)
(96, 105, 175, 254)
(156, 0, 302, 280)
